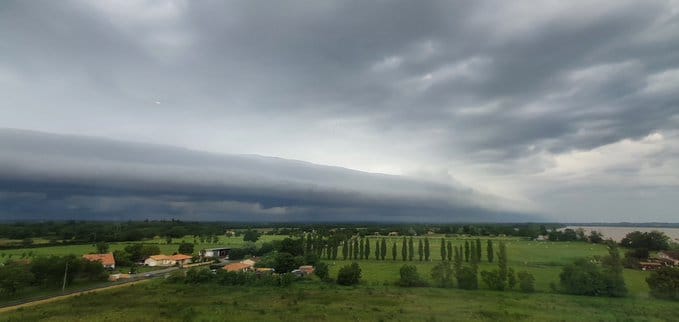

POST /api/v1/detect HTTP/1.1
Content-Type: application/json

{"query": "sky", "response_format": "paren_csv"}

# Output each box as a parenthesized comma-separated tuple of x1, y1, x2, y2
(1, 0, 678, 222)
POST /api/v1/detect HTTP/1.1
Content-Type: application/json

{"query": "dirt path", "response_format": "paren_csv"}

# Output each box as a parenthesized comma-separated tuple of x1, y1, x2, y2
(0, 278, 153, 314)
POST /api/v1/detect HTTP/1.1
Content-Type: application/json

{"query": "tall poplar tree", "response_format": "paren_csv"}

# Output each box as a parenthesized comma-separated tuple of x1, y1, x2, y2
(408, 237, 414, 261)
(464, 240, 470, 262)
(440, 238, 447, 261)
(374, 239, 380, 260)
(475, 238, 482, 261)
(359, 238, 364, 259)
(342, 239, 348, 260)
(364, 238, 370, 259)
(424, 238, 430, 261)
(391, 241, 397, 261)
(498, 241, 508, 286)
(381, 238, 387, 260)
(401, 237, 407, 261)
(353, 239, 359, 260)
(446, 241, 453, 261)
(486, 240, 494, 263)
(417, 239, 423, 261)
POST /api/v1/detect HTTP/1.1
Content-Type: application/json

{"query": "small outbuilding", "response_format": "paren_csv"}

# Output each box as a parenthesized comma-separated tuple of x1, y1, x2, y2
(83, 253, 116, 270)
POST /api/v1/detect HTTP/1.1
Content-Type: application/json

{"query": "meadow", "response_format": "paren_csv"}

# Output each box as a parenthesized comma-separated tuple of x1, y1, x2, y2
(2, 280, 677, 322)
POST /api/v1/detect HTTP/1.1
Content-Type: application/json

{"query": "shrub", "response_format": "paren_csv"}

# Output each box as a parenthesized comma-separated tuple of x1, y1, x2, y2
(397, 265, 427, 287)
(430, 261, 453, 288)
(185, 267, 214, 284)
(315, 262, 330, 281)
(480, 270, 504, 291)
(165, 270, 185, 283)
(456, 266, 478, 290)
(337, 262, 361, 286)
(646, 266, 679, 300)
(517, 271, 535, 293)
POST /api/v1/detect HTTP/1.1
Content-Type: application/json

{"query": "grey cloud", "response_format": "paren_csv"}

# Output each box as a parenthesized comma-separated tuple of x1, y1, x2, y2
(0, 129, 535, 221)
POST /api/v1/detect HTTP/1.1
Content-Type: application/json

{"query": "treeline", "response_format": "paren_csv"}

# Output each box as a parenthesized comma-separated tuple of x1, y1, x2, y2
(0, 255, 108, 296)
(0, 221, 564, 245)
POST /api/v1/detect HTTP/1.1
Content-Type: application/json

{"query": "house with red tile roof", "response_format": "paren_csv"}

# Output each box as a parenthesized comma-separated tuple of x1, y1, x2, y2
(83, 253, 116, 269)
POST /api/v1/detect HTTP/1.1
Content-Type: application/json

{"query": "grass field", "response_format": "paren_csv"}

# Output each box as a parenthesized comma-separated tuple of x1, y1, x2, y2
(1, 280, 677, 322)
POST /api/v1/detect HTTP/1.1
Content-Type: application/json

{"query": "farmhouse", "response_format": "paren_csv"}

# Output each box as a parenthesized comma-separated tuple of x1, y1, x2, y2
(82, 253, 116, 270)
(144, 254, 193, 267)
(639, 261, 662, 271)
(201, 247, 231, 259)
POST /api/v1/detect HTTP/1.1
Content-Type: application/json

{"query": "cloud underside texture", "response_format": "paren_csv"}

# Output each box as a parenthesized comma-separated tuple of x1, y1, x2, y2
(0, 130, 532, 222)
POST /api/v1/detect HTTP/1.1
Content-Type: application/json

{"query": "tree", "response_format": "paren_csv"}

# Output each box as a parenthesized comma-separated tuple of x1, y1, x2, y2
(646, 266, 679, 300)
(243, 229, 261, 243)
(337, 262, 361, 286)
(315, 262, 330, 282)
(464, 241, 470, 262)
(95, 242, 109, 254)
(165, 236, 172, 245)
(185, 267, 214, 284)
(364, 238, 370, 259)
(408, 237, 414, 261)
(392, 242, 397, 261)
(507, 267, 516, 290)
(374, 239, 380, 260)
(353, 239, 359, 260)
(589, 231, 604, 244)
(0, 263, 34, 295)
(418, 239, 423, 261)
(475, 238, 482, 261)
(341, 240, 348, 260)
(559, 258, 608, 296)
(446, 241, 453, 261)
(453, 246, 462, 274)
(381, 238, 387, 260)
(498, 241, 508, 286)
(398, 265, 427, 287)
(486, 240, 494, 263)
(424, 238, 430, 261)
(601, 244, 627, 297)
(431, 261, 454, 288)
(517, 271, 535, 293)
(178, 242, 194, 255)
(272, 252, 301, 273)
(359, 238, 364, 259)
(401, 237, 407, 261)
(457, 266, 478, 290)
(620, 231, 669, 251)
(440, 238, 446, 261)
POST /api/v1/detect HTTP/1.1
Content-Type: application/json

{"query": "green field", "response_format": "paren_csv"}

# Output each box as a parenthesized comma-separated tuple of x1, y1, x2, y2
(2, 280, 677, 322)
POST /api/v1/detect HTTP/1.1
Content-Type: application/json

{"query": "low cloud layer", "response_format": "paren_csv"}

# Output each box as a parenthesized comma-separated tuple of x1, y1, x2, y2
(0, 129, 534, 222)
(1, 1, 678, 221)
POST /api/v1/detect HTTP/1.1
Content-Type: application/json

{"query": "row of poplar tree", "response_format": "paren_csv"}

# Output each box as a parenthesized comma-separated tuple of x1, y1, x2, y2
(303, 234, 499, 263)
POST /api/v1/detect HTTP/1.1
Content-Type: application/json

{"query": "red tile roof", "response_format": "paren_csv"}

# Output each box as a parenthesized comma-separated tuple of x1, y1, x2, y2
(223, 262, 253, 272)
(83, 253, 115, 266)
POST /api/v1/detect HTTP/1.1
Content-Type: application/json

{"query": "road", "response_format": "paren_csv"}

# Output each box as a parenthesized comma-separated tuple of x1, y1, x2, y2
(0, 267, 179, 313)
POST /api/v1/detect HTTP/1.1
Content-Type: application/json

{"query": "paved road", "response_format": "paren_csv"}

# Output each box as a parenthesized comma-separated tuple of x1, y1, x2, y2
(0, 267, 179, 313)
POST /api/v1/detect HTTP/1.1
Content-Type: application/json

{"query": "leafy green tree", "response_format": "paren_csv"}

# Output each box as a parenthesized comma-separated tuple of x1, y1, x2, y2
(517, 271, 535, 293)
(620, 231, 669, 251)
(337, 262, 361, 286)
(315, 262, 330, 282)
(498, 241, 508, 286)
(364, 238, 370, 259)
(457, 266, 478, 290)
(342, 240, 348, 260)
(446, 241, 453, 261)
(487, 240, 494, 263)
(243, 229, 261, 243)
(440, 238, 446, 261)
(559, 258, 608, 296)
(408, 237, 414, 261)
(401, 237, 407, 261)
(178, 242, 194, 255)
(392, 242, 397, 261)
(646, 266, 679, 300)
(418, 239, 423, 261)
(165, 236, 172, 245)
(381, 238, 387, 260)
(601, 244, 627, 297)
(424, 238, 430, 261)
(0, 263, 34, 295)
(95, 242, 109, 254)
(507, 267, 516, 290)
(453, 246, 462, 274)
(475, 238, 482, 261)
(354, 238, 359, 260)
(185, 267, 214, 284)
(431, 261, 454, 288)
(374, 239, 380, 260)
(464, 241, 470, 262)
(359, 238, 364, 259)
(398, 265, 427, 287)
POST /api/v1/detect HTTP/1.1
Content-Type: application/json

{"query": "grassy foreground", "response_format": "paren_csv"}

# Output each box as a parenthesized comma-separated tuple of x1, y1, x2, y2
(1, 280, 678, 322)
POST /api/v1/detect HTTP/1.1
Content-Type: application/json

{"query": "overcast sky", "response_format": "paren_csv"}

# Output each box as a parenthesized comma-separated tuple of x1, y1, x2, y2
(1, 0, 678, 222)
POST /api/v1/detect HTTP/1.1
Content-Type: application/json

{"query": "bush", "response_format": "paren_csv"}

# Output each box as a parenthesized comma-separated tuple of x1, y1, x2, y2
(646, 266, 679, 300)
(315, 262, 330, 281)
(165, 270, 185, 283)
(456, 266, 478, 290)
(430, 262, 454, 288)
(337, 262, 361, 286)
(185, 267, 214, 284)
(397, 265, 427, 287)
(480, 270, 504, 291)
(517, 271, 535, 293)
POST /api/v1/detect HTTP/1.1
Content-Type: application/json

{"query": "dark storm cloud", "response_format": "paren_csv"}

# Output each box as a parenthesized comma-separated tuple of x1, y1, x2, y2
(0, 129, 533, 221)
(1, 1, 678, 221)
